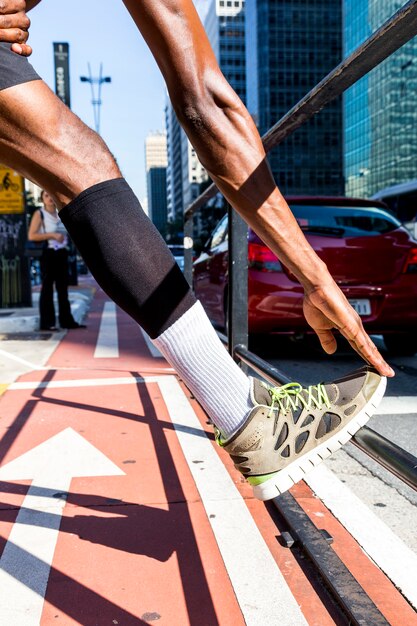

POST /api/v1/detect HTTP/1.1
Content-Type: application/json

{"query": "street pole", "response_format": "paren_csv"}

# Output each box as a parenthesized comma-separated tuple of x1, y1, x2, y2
(80, 64, 112, 135)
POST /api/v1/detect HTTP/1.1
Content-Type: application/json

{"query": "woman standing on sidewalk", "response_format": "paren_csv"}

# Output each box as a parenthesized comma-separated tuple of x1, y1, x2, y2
(28, 190, 86, 331)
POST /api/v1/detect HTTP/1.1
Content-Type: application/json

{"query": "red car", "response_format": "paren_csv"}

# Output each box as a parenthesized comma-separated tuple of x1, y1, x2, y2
(193, 197, 417, 355)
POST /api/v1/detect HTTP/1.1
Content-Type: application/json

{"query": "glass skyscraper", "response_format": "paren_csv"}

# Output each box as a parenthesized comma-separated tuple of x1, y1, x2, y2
(344, 0, 417, 198)
(245, 0, 344, 195)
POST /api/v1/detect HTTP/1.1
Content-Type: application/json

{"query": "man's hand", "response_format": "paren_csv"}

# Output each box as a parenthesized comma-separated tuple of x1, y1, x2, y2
(0, 0, 33, 56)
(303, 281, 394, 377)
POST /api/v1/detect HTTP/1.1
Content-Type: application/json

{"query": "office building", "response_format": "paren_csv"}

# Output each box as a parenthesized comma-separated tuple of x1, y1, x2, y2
(145, 132, 168, 236)
(165, 101, 184, 223)
(245, 0, 344, 195)
(344, 0, 417, 198)
(165, 0, 246, 232)
(204, 0, 247, 104)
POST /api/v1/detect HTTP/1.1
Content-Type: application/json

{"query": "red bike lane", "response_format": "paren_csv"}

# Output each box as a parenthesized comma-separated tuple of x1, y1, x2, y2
(0, 287, 414, 625)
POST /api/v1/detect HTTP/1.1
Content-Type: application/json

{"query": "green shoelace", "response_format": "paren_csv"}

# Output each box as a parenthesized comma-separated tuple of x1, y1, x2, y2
(215, 381, 332, 446)
(262, 381, 331, 417)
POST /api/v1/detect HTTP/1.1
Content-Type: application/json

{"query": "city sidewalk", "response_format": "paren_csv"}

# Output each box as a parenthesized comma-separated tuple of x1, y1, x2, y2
(0, 279, 414, 625)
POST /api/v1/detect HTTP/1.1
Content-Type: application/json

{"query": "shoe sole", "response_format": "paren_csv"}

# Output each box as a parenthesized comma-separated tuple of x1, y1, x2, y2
(251, 375, 387, 501)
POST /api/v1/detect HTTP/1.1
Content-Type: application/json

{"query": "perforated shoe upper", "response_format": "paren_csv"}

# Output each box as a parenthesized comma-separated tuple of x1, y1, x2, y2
(221, 367, 381, 477)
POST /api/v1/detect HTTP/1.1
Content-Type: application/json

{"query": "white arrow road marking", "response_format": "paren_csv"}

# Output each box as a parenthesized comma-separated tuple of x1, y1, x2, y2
(0, 428, 124, 625)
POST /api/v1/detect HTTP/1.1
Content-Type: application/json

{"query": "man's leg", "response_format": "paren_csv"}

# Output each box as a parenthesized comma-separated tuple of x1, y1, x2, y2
(0, 57, 386, 500)
(0, 80, 120, 205)
(0, 75, 252, 438)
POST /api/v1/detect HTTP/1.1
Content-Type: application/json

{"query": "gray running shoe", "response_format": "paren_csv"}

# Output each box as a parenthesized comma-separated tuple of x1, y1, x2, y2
(217, 366, 386, 500)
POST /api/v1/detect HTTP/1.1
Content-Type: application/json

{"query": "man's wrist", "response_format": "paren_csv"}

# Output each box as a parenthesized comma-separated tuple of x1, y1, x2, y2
(297, 258, 333, 294)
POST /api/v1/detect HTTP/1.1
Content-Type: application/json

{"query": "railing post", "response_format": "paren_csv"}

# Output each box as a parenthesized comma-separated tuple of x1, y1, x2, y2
(227, 203, 248, 370)
(183, 213, 194, 287)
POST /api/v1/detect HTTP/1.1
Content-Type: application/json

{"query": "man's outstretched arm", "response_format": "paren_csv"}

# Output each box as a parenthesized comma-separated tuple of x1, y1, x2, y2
(0, 0, 393, 376)
(123, 0, 393, 377)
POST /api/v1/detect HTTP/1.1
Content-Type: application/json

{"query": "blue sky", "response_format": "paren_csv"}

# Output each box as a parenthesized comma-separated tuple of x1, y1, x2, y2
(27, 0, 209, 204)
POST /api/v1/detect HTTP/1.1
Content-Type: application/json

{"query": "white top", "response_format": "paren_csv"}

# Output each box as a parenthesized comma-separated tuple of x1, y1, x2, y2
(40, 208, 68, 251)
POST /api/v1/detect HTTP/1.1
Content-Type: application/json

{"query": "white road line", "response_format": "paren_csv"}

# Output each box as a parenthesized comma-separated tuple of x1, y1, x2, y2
(158, 376, 308, 626)
(139, 328, 163, 358)
(0, 348, 47, 371)
(305, 464, 417, 609)
(94, 301, 119, 358)
(9, 376, 162, 391)
(378, 396, 417, 415)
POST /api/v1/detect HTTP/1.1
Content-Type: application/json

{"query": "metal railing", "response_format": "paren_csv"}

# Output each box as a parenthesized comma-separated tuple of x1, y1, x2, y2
(184, 0, 417, 496)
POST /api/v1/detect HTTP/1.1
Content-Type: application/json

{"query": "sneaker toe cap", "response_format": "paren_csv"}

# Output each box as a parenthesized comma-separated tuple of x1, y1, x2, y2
(362, 369, 384, 402)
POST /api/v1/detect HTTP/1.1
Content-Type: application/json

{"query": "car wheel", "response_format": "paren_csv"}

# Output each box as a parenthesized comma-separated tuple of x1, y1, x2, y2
(383, 333, 417, 356)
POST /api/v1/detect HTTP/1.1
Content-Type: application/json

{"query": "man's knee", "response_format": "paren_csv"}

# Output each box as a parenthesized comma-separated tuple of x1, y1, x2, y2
(50, 124, 121, 205)
(0, 80, 121, 205)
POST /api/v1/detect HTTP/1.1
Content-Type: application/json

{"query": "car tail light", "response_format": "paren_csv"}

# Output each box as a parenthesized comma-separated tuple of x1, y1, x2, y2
(403, 247, 417, 273)
(248, 242, 282, 272)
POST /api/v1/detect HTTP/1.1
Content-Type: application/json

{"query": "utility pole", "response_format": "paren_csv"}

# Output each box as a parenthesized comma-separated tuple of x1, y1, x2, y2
(80, 64, 111, 135)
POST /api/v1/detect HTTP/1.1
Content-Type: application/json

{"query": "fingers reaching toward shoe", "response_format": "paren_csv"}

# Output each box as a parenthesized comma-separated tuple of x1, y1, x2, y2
(303, 281, 395, 378)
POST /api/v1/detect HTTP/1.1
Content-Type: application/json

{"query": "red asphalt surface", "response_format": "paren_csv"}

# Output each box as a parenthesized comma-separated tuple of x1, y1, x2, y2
(0, 284, 416, 625)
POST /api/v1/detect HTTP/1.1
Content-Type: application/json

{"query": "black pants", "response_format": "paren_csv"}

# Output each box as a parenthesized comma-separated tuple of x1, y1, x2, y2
(39, 248, 75, 329)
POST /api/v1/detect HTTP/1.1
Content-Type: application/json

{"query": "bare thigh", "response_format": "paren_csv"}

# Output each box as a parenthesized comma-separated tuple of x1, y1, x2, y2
(0, 79, 121, 206)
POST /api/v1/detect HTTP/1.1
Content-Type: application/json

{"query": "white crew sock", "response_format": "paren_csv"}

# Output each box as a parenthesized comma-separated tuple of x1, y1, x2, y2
(152, 301, 252, 438)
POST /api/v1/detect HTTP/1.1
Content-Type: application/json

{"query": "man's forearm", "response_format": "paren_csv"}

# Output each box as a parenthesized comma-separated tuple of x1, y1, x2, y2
(123, 0, 330, 293)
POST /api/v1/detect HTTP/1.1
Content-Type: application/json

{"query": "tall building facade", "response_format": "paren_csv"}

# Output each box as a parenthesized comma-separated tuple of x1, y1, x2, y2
(165, 95, 209, 224)
(165, 0, 247, 231)
(165, 101, 183, 223)
(245, 0, 344, 195)
(204, 0, 247, 104)
(145, 132, 168, 236)
(344, 0, 417, 198)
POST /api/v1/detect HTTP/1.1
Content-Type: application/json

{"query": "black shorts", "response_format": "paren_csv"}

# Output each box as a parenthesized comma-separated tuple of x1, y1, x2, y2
(0, 42, 40, 91)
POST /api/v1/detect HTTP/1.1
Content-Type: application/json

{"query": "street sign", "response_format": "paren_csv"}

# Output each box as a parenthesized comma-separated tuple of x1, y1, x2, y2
(53, 43, 77, 285)
(0, 165, 31, 307)
(0, 166, 24, 214)
(53, 42, 71, 108)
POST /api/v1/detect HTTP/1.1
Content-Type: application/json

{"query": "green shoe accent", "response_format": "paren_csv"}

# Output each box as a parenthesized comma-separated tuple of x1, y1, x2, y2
(247, 472, 277, 486)
(214, 427, 225, 447)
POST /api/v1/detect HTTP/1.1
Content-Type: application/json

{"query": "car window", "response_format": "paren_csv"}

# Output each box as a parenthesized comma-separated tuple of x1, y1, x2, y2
(210, 216, 228, 250)
(289, 205, 402, 237)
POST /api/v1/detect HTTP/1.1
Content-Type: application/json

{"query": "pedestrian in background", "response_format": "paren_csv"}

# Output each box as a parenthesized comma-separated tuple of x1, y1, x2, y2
(28, 190, 86, 331)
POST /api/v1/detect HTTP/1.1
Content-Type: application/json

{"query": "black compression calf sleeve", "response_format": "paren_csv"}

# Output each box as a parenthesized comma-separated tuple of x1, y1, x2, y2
(59, 178, 196, 338)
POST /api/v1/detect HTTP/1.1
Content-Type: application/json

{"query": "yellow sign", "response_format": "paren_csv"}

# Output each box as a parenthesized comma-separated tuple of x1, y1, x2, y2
(0, 165, 24, 214)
